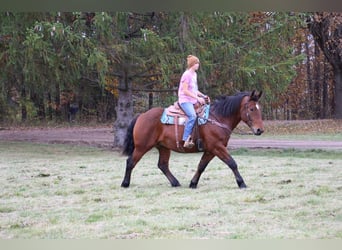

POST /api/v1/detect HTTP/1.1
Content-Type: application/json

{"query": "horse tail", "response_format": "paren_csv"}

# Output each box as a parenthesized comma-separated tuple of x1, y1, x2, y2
(122, 115, 140, 156)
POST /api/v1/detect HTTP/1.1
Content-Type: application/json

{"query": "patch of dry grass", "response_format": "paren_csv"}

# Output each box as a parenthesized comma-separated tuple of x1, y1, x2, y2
(262, 119, 342, 135)
(234, 119, 342, 141)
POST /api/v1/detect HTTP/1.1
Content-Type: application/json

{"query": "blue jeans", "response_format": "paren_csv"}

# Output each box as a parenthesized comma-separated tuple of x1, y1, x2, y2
(180, 102, 197, 141)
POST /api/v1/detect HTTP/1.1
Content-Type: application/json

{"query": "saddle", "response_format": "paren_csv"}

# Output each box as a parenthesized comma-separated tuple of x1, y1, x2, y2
(160, 102, 209, 125)
(160, 102, 210, 151)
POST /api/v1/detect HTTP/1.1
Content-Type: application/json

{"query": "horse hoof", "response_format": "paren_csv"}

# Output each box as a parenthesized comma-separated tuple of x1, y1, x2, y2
(239, 183, 247, 189)
(171, 182, 181, 187)
(121, 182, 130, 188)
(189, 182, 198, 189)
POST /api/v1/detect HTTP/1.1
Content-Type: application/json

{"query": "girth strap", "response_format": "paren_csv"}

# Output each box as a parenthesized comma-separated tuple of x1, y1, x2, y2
(174, 116, 180, 149)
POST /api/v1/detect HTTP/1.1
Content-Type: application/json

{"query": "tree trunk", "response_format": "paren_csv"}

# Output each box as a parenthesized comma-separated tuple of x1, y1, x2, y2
(306, 40, 313, 117)
(313, 41, 321, 119)
(55, 82, 62, 121)
(322, 60, 328, 118)
(21, 86, 27, 122)
(32, 93, 45, 121)
(113, 77, 134, 148)
(179, 13, 189, 52)
(308, 12, 342, 119)
(334, 68, 342, 119)
(148, 92, 153, 109)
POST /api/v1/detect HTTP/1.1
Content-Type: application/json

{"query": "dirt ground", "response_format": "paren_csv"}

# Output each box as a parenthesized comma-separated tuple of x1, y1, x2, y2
(0, 120, 342, 150)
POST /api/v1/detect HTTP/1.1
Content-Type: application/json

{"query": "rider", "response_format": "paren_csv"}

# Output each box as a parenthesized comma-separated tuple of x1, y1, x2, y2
(178, 55, 209, 148)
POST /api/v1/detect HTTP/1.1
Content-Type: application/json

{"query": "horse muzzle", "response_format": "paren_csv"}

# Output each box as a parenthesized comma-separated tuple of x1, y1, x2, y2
(252, 127, 264, 136)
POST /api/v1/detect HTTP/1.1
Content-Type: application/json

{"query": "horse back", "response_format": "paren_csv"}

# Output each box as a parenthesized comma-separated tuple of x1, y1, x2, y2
(133, 107, 164, 142)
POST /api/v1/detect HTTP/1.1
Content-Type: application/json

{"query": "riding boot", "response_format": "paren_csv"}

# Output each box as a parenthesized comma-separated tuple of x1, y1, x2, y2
(183, 136, 194, 148)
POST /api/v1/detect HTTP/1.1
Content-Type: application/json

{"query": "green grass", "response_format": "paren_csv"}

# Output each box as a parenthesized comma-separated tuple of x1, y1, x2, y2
(0, 141, 341, 239)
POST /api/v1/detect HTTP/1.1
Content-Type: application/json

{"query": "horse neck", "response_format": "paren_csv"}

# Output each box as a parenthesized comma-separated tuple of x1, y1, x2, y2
(211, 112, 241, 131)
(210, 97, 248, 131)
(223, 114, 241, 130)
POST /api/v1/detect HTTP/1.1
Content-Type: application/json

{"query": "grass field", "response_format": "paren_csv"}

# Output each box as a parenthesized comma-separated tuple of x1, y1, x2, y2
(234, 121, 342, 141)
(0, 141, 341, 239)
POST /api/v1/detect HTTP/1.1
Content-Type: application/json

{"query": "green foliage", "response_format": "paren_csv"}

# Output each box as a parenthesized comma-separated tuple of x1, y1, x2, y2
(23, 19, 92, 87)
(87, 48, 108, 85)
(0, 94, 9, 122)
(0, 12, 312, 123)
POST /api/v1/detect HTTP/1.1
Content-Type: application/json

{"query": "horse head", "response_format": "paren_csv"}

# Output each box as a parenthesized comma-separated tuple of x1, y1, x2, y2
(240, 90, 264, 136)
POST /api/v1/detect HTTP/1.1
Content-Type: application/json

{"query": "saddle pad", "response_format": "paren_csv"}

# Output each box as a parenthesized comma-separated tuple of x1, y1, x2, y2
(160, 104, 210, 125)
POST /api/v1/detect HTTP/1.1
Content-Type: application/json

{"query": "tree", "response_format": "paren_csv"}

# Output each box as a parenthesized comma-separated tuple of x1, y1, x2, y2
(0, 13, 45, 122)
(308, 12, 342, 119)
(0, 12, 111, 123)
(89, 12, 183, 148)
(1, 12, 329, 129)
(90, 12, 308, 146)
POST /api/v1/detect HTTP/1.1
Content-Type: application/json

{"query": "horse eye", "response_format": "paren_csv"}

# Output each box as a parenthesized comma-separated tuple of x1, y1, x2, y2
(250, 108, 254, 112)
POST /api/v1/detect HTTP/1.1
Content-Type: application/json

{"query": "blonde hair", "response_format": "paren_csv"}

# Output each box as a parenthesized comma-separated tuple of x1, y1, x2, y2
(187, 55, 199, 69)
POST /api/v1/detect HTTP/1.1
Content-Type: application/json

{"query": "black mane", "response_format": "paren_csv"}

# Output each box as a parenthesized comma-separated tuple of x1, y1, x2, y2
(211, 92, 250, 117)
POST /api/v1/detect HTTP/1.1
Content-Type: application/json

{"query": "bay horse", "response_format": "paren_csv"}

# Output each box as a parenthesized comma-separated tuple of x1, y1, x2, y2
(121, 90, 264, 188)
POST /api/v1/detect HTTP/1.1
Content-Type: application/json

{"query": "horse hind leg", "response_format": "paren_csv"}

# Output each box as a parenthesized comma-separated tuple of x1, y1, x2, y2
(121, 146, 150, 188)
(121, 155, 135, 188)
(157, 147, 180, 187)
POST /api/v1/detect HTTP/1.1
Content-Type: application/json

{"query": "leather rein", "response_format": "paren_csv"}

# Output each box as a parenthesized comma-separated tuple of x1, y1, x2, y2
(206, 101, 255, 136)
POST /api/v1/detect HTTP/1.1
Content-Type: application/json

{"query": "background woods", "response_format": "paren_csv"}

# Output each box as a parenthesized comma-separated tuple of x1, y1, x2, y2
(1, 12, 341, 134)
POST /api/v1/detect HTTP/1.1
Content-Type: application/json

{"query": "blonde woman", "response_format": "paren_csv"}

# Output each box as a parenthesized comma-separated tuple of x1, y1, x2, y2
(178, 55, 209, 148)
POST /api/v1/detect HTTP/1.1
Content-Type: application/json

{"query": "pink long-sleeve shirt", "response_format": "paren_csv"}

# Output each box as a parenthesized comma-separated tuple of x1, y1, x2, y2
(178, 69, 198, 104)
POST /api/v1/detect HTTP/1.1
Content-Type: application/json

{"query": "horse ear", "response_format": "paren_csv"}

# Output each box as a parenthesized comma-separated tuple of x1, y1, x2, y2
(258, 91, 263, 100)
(250, 90, 262, 101)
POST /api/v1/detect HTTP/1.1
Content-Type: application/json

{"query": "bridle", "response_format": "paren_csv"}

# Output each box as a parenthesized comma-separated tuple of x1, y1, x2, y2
(205, 98, 261, 136)
(244, 96, 261, 126)
(244, 101, 254, 128)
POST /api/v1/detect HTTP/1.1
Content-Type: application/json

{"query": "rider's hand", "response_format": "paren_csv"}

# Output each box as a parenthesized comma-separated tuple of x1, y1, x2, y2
(197, 97, 206, 105)
(204, 95, 210, 104)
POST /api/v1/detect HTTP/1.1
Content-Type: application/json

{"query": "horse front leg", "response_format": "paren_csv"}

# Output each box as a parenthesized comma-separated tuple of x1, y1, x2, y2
(224, 157, 247, 188)
(189, 152, 215, 188)
(215, 147, 247, 189)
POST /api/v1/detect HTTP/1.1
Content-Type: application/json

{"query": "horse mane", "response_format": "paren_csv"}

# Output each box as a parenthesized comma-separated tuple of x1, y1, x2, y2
(211, 91, 250, 117)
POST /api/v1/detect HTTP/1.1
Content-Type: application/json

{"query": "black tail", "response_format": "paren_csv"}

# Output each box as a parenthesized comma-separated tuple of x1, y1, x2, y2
(122, 115, 140, 156)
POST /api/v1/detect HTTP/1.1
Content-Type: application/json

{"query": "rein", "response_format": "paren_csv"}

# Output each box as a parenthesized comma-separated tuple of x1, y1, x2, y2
(206, 113, 232, 135)
(207, 116, 253, 136)
(207, 118, 230, 131)
(207, 101, 255, 136)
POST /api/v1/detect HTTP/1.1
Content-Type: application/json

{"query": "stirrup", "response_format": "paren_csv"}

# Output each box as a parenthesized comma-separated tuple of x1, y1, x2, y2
(183, 137, 194, 148)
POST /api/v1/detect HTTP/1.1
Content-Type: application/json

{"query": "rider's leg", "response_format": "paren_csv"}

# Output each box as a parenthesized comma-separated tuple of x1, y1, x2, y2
(180, 102, 196, 148)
